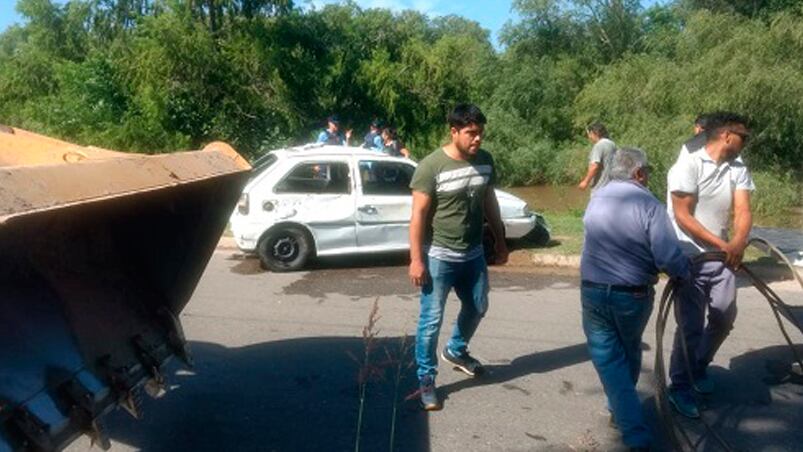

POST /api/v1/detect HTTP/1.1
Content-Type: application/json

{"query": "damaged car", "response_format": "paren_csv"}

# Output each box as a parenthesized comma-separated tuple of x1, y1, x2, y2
(230, 144, 550, 271)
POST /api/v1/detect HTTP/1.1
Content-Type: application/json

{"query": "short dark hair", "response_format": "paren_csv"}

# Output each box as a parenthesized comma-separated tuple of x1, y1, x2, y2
(703, 111, 750, 142)
(381, 127, 397, 140)
(694, 113, 711, 130)
(447, 103, 486, 129)
(586, 121, 608, 138)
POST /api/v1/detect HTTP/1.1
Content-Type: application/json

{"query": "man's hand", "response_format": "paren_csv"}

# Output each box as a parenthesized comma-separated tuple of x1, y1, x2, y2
(720, 240, 747, 269)
(345, 129, 353, 141)
(577, 180, 589, 191)
(409, 259, 428, 287)
(494, 240, 509, 265)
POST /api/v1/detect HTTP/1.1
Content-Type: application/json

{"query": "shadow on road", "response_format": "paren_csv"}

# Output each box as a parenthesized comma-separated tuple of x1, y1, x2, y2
(103, 337, 429, 452)
(656, 344, 803, 451)
(438, 343, 590, 400)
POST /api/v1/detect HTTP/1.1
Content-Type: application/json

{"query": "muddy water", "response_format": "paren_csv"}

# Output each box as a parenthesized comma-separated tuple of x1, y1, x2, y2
(506, 186, 587, 213)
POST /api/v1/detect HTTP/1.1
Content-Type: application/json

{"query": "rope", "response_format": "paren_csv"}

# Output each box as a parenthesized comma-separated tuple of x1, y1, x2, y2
(654, 238, 803, 451)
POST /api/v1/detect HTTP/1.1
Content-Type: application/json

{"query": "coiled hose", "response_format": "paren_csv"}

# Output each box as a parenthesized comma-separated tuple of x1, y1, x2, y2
(654, 237, 803, 452)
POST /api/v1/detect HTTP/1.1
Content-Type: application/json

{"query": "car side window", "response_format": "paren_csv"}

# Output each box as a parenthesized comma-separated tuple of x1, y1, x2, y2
(359, 161, 415, 196)
(275, 162, 351, 194)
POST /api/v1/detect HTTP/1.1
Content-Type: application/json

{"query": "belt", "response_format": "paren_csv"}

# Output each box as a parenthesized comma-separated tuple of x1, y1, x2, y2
(581, 280, 650, 293)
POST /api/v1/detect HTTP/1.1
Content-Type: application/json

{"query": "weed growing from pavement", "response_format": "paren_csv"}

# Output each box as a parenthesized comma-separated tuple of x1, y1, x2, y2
(386, 334, 414, 451)
(351, 298, 381, 452)
(349, 298, 416, 452)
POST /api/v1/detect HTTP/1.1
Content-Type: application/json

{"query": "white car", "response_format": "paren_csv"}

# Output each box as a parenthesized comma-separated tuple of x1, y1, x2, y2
(230, 144, 550, 271)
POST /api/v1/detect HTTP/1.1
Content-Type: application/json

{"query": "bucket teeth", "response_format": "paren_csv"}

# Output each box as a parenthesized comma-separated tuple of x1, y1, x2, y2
(144, 369, 167, 399)
(88, 419, 111, 451)
(121, 388, 143, 420)
(158, 307, 193, 367)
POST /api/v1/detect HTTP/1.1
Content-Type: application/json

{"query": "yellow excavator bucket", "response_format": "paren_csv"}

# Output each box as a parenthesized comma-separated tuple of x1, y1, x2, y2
(0, 126, 251, 451)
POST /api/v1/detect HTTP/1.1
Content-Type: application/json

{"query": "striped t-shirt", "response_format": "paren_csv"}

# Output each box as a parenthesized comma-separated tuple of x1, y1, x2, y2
(410, 148, 496, 257)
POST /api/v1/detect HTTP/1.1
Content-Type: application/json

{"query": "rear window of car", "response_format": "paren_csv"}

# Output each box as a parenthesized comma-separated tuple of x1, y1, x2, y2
(274, 161, 351, 194)
(250, 152, 278, 178)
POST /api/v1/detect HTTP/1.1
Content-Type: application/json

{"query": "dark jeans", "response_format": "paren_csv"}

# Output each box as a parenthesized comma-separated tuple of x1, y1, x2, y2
(670, 260, 737, 390)
(581, 284, 654, 448)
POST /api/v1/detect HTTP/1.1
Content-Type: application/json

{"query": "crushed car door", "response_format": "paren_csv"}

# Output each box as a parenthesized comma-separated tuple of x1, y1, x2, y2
(355, 160, 415, 250)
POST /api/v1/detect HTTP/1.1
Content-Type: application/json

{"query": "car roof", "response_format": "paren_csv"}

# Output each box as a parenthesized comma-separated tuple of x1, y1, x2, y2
(268, 143, 413, 162)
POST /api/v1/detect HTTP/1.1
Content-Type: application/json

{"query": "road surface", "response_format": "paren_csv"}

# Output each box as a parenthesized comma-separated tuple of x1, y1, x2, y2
(68, 250, 803, 451)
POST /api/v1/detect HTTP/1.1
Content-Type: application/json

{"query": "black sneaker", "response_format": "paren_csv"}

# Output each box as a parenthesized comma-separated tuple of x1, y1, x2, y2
(419, 376, 441, 411)
(441, 347, 484, 377)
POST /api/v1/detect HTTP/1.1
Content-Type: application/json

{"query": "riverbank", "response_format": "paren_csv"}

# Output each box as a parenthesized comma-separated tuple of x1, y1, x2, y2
(508, 185, 803, 268)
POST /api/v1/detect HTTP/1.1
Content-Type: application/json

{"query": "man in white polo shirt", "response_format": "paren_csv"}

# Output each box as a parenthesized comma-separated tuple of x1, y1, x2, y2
(666, 112, 755, 418)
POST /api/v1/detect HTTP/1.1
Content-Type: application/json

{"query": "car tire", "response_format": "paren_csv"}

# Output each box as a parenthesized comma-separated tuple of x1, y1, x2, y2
(258, 226, 312, 272)
(523, 222, 551, 247)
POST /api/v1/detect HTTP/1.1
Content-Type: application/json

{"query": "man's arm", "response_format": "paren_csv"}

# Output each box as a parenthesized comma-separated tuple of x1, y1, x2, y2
(672, 191, 747, 267)
(409, 191, 432, 286)
(648, 204, 690, 280)
(578, 163, 600, 190)
(727, 189, 752, 268)
(484, 187, 508, 265)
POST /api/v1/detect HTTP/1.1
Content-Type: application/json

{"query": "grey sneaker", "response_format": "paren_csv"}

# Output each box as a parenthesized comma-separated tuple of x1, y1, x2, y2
(419, 376, 441, 411)
(441, 347, 485, 377)
(667, 388, 700, 419)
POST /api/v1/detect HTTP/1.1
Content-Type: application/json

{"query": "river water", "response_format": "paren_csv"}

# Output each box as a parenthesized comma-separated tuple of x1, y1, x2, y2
(507, 185, 802, 229)
(506, 185, 587, 213)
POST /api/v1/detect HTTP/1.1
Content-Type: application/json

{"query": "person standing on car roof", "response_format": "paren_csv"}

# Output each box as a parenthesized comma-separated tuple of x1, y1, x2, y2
(381, 127, 411, 158)
(317, 115, 352, 146)
(363, 119, 385, 151)
(408, 103, 508, 411)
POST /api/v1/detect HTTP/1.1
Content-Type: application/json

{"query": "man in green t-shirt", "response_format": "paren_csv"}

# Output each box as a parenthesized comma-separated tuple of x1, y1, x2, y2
(409, 103, 508, 411)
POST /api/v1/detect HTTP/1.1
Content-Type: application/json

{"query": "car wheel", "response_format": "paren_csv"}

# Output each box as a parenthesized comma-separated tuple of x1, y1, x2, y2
(523, 222, 551, 247)
(258, 226, 312, 272)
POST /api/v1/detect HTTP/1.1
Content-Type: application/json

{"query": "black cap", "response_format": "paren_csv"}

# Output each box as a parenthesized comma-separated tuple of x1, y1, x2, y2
(327, 115, 341, 125)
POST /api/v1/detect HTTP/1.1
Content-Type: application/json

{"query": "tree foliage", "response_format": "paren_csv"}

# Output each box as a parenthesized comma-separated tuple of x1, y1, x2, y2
(0, 0, 800, 213)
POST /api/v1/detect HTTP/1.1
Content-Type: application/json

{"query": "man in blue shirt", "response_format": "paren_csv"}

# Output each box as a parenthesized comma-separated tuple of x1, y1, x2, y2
(317, 115, 351, 146)
(581, 148, 690, 451)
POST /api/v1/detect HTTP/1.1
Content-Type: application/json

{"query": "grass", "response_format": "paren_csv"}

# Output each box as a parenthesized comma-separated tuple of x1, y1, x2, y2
(519, 200, 800, 259)
(524, 209, 585, 257)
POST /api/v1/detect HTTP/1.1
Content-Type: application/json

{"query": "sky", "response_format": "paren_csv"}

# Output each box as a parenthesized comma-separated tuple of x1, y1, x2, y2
(0, 0, 668, 47)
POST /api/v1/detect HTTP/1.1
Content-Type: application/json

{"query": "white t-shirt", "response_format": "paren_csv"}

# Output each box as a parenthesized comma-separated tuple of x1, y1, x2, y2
(667, 146, 755, 255)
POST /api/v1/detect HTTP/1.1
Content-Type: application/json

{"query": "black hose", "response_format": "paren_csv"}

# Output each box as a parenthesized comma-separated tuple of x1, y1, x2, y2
(654, 238, 802, 451)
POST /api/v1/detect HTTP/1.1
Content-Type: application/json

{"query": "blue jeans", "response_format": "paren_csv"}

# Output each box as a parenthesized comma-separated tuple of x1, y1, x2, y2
(415, 254, 489, 381)
(581, 284, 654, 448)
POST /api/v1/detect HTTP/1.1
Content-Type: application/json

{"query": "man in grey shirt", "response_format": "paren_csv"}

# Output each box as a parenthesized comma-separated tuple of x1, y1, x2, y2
(578, 122, 617, 191)
(582, 148, 689, 451)
(666, 112, 754, 419)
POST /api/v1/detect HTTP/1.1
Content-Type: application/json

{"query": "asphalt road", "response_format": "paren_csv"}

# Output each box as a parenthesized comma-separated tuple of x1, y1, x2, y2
(69, 250, 803, 452)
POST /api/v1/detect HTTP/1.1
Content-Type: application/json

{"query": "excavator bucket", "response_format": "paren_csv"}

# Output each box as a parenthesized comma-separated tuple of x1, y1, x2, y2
(0, 126, 251, 451)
